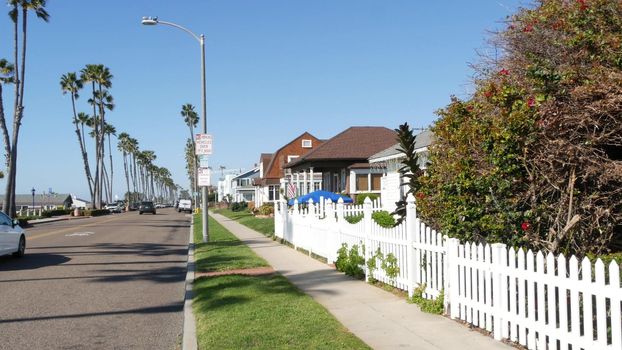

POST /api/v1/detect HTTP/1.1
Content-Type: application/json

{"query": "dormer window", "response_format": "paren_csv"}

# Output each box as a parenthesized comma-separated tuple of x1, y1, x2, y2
(302, 139, 312, 148)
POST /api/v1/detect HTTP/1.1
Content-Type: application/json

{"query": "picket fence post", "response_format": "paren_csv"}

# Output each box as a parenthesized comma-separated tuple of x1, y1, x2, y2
(325, 199, 335, 263)
(279, 198, 287, 239)
(445, 237, 460, 318)
(491, 243, 507, 341)
(405, 193, 416, 298)
(363, 197, 372, 283)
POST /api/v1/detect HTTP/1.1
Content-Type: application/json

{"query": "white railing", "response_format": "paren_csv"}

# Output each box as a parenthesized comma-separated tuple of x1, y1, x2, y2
(274, 196, 622, 350)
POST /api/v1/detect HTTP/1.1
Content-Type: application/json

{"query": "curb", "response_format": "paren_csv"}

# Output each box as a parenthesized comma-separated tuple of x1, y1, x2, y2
(182, 219, 197, 350)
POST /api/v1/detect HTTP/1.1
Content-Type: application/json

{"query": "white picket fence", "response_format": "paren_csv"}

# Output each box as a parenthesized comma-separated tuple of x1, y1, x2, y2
(274, 196, 622, 350)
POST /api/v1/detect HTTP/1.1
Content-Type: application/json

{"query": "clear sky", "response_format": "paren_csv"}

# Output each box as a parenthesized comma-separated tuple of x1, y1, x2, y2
(0, 0, 526, 199)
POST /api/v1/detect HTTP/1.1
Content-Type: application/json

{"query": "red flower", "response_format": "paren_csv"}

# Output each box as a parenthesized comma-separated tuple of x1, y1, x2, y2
(527, 97, 535, 107)
(521, 222, 531, 231)
(577, 0, 588, 10)
(499, 69, 510, 76)
(466, 105, 474, 112)
(484, 90, 493, 98)
(523, 24, 533, 32)
(415, 192, 426, 200)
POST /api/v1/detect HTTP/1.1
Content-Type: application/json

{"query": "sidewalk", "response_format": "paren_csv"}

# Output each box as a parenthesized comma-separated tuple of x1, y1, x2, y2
(210, 213, 511, 350)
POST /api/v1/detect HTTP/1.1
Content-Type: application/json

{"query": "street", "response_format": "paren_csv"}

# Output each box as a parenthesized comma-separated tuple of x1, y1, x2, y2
(0, 209, 190, 350)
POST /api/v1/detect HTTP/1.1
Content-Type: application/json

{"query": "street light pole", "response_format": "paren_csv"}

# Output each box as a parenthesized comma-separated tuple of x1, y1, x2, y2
(31, 187, 35, 209)
(142, 16, 209, 242)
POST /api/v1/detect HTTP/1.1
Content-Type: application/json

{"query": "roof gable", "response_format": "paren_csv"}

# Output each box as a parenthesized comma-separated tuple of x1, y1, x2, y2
(263, 132, 323, 180)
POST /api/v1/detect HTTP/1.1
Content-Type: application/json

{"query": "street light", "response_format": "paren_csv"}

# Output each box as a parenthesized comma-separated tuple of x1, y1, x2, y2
(31, 187, 35, 209)
(141, 16, 209, 242)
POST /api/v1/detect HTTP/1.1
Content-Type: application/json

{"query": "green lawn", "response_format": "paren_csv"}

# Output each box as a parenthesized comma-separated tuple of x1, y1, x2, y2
(192, 213, 369, 350)
(193, 213, 268, 272)
(212, 208, 275, 237)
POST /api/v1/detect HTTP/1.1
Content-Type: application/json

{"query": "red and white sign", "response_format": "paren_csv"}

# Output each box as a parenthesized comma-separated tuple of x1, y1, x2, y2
(195, 134, 213, 155)
(198, 167, 211, 187)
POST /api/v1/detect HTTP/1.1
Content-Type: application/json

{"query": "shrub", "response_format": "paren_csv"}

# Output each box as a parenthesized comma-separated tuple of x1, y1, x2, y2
(335, 243, 365, 279)
(344, 214, 363, 224)
(381, 253, 400, 285)
(84, 209, 110, 217)
(372, 211, 396, 228)
(409, 284, 444, 315)
(230, 201, 248, 212)
(355, 193, 379, 205)
(256, 204, 274, 216)
(406, 0, 622, 256)
(41, 208, 72, 218)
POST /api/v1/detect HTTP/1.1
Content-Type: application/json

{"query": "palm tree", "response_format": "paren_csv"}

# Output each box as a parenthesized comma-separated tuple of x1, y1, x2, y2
(0, 59, 15, 184)
(104, 122, 116, 202)
(117, 132, 131, 209)
(60, 72, 94, 200)
(181, 103, 199, 199)
(80, 64, 113, 209)
(2, 0, 49, 217)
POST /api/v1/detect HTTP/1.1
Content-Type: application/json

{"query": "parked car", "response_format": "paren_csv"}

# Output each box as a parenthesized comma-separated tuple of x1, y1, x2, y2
(104, 203, 122, 213)
(138, 201, 156, 215)
(128, 202, 139, 211)
(0, 211, 26, 258)
(177, 199, 192, 213)
(155, 203, 166, 209)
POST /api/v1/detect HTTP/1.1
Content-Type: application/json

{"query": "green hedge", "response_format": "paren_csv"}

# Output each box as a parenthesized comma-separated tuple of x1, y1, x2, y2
(355, 193, 379, 205)
(41, 208, 72, 218)
(84, 209, 110, 217)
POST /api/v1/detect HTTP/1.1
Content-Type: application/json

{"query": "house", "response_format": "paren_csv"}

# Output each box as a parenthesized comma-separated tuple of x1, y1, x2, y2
(284, 126, 397, 201)
(0, 193, 74, 210)
(217, 172, 241, 203)
(231, 167, 260, 202)
(368, 129, 434, 212)
(254, 132, 324, 207)
(71, 195, 92, 209)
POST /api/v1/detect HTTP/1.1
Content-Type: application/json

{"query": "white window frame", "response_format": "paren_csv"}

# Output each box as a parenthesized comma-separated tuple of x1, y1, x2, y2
(301, 139, 312, 148)
(287, 155, 299, 163)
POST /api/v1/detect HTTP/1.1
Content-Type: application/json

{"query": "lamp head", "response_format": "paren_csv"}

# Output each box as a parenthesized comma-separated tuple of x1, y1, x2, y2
(141, 16, 158, 25)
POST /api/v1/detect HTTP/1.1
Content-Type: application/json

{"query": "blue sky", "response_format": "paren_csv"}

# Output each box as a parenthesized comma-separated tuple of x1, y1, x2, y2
(0, 0, 526, 199)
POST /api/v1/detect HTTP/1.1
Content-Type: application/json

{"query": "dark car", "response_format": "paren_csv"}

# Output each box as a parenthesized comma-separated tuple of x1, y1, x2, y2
(128, 202, 139, 211)
(138, 201, 156, 215)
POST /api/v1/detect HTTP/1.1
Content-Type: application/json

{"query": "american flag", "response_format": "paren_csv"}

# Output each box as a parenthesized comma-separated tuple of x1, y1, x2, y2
(287, 183, 297, 198)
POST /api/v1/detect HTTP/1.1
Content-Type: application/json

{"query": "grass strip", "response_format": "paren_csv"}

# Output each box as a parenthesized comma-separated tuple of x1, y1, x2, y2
(213, 208, 275, 237)
(192, 213, 369, 350)
(193, 213, 268, 272)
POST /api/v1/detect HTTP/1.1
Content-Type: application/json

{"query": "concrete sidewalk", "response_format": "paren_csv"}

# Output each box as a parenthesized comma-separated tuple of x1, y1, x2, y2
(211, 213, 511, 350)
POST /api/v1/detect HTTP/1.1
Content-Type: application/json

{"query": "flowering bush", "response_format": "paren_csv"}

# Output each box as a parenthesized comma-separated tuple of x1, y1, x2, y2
(415, 0, 622, 256)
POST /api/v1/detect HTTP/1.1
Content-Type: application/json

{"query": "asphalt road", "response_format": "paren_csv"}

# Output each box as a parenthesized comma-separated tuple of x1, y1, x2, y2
(0, 208, 191, 350)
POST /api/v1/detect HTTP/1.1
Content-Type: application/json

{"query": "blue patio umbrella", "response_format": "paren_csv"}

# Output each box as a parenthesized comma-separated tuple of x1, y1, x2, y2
(288, 190, 353, 206)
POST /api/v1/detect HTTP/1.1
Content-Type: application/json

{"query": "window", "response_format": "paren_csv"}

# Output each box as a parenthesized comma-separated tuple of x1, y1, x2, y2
(268, 185, 280, 201)
(371, 174, 382, 191)
(302, 139, 312, 148)
(356, 174, 368, 191)
(287, 155, 299, 163)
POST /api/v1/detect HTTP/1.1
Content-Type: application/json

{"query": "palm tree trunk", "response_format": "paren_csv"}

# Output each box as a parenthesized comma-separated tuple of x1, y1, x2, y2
(71, 94, 94, 200)
(0, 84, 11, 213)
(123, 151, 130, 208)
(107, 133, 113, 202)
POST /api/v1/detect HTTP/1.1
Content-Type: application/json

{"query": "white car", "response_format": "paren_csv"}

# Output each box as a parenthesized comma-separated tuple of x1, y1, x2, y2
(0, 211, 25, 258)
(177, 199, 192, 213)
(105, 203, 122, 213)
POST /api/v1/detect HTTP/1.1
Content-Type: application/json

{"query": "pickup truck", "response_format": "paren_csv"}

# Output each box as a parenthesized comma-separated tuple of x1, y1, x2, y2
(177, 199, 192, 213)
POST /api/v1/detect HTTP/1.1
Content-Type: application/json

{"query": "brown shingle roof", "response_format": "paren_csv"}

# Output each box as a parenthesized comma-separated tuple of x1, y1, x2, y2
(296, 126, 396, 161)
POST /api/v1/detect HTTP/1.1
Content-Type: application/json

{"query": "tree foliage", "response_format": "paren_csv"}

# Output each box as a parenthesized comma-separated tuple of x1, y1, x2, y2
(419, 0, 622, 256)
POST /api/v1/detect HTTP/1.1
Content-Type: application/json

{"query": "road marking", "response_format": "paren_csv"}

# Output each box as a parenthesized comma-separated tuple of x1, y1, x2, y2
(27, 216, 121, 241)
(65, 231, 94, 237)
